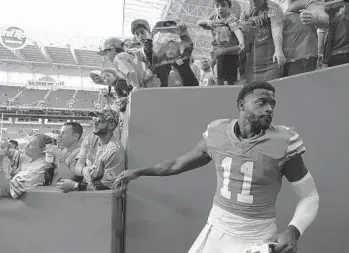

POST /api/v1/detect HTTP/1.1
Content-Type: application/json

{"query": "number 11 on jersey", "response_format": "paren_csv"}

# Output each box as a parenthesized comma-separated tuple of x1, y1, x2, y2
(221, 157, 254, 204)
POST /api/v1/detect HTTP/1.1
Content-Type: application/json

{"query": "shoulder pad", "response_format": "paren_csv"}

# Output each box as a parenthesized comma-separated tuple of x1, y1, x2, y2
(207, 119, 230, 129)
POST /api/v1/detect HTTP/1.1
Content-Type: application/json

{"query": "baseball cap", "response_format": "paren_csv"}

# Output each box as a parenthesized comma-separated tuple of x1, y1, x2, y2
(131, 19, 151, 35)
(98, 38, 124, 56)
(89, 109, 119, 123)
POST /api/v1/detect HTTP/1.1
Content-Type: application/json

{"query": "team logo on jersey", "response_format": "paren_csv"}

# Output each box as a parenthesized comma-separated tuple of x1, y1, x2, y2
(234, 142, 244, 153)
(0, 27, 28, 50)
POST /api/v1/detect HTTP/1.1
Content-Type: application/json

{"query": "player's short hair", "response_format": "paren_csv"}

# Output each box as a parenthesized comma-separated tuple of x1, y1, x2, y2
(213, 0, 232, 8)
(9, 140, 18, 149)
(63, 122, 83, 140)
(237, 81, 275, 108)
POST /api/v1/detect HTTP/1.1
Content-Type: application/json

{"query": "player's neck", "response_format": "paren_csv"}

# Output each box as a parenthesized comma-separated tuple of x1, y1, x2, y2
(236, 119, 263, 139)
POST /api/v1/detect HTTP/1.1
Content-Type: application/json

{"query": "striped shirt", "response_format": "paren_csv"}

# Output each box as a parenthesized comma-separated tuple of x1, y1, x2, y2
(77, 134, 125, 190)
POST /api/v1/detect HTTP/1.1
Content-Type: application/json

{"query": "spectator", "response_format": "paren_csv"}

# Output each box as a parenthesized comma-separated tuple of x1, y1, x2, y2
(45, 122, 83, 191)
(197, 0, 244, 85)
(8, 140, 18, 150)
(241, 0, 286, 82)
(89, 70, 104, 85)
(199, 58, 216, 86)
(283, 0, 329, 76)
(322, 2, 349, 67)
(130, 19, 154, 65)
(72, 109, 125, 191)
(0, 134, 56, 198)
(131, 20, 198, 87)
(101, 69, 133, 99)
(190, 57, 202, 81)
(98, 37, 161, 89)
(0, 141, 31, 180)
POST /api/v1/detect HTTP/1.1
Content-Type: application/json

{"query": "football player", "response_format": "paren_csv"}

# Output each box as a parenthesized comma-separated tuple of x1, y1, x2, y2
(114, 81, 319, 253)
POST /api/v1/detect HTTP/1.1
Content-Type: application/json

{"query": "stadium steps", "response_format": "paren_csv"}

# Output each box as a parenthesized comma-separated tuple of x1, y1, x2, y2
(44, 90, 52, 101)
(12, 89, 24, 101)
(45, 47, 76, 66)
(0, 44, 19, 61)
(74, 49, 103, 69)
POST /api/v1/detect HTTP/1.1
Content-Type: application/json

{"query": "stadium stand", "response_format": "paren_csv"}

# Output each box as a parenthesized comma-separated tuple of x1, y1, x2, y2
(74, 49, 115, 69)
(20, 44, 47, 63)
(75, 49, 103, 68)
(17, 89, 48, 105)
(73, 90, 99, 110)
(45, 47, 76, 65)
(0, 86, 21, 104)
(46, 89, 75, 108)
(0, 44, 19, 61)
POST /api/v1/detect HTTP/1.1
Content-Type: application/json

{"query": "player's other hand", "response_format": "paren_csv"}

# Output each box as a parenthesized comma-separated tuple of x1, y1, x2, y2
(82, 166, 93, 185)
(267, 226, 299, 253)
(273, 50, 286, 66)
(300, 9, 316, 25)
(57, 179, 75, 193)
(206, 20, 215, 27)
(114, 170, 140, 188)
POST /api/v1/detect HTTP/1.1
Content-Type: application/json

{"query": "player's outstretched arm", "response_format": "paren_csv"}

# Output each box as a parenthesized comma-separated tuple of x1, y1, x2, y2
(114, 138, 212, 186)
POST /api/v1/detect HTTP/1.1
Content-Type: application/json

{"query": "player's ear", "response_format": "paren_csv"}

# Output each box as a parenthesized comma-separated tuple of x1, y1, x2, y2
(238, 99, 245, 111)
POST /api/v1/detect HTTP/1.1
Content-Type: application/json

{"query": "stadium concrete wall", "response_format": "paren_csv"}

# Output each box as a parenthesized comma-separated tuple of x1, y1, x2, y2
(125, 64, 349, 253)
(0, 185, 124, 253)
(0, 64, 348, 253)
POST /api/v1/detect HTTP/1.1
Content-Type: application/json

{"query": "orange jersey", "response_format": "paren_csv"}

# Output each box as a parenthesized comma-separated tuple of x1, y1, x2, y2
(203, 119, 306, 219)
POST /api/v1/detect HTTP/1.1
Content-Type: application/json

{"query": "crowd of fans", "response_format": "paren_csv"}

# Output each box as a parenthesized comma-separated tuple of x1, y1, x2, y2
(0, 0, 348, 198)
(91, 0, 348, 95)
(0, 109, 125, 198)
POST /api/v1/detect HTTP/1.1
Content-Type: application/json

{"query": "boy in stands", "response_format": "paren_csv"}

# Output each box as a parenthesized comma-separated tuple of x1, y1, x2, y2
(197, 0, 245, 85)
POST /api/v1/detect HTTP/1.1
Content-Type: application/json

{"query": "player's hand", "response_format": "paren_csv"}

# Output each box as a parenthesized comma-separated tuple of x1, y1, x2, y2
(176, 59, 184, 65)
(57, 179, 76, 193)
(273, 50, 286, 66)
(114, 170, 140, 188)
(317, 53, 324, 69)
(177, 22, 187, 32)
(44, 144, 64, 160)
(206, 20, 215, 27)
(267, 226, 299, 253)
(82, 166, 93, 186)
(300, 9, 316, 25)
(238, 43, 245, 54)
(251, 16, 264, 28)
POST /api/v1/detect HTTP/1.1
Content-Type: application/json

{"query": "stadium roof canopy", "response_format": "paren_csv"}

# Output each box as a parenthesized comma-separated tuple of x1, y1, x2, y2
(123, 0, 169, 37)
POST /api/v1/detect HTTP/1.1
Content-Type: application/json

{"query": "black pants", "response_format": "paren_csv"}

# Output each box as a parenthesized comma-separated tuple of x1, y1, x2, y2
(216, 55, 239, 85)
(283, 57, 317, 77)
(328, 53, 349, 67)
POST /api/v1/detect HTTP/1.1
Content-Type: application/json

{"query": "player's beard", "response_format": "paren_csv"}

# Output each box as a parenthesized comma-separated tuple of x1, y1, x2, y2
(246, 112, 272, 132)
(93, 125, 109, 136)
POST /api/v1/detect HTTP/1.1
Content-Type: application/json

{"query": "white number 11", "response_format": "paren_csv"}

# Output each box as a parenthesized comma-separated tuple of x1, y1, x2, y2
(221, 157, 254, 204)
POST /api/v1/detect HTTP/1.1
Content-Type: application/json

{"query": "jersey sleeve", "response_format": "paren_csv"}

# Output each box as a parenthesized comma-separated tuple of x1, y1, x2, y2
(284, 127, 306, 162)
(203, 119, 230, 158)
(203, 119, 228, 140)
